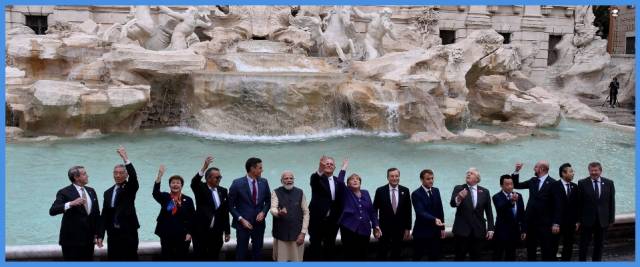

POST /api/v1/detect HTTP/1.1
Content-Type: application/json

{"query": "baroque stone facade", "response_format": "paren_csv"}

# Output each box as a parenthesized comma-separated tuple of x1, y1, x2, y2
(6, 5, 582, 85)
(5, 5, 629, 142)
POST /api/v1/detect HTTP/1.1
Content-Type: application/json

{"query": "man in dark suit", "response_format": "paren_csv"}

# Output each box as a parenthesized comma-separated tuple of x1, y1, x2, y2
(550, 163, 579, 261)
(492, 175, 526, 261)
(373, 167, 412, 261)
(511, 161, 556, 260)
(577, 162, 615, 261)
(450, 167, 494, 261)
(229, 157, 271, 261)
(191, 156, 231, 260)
(308, 156, 346, 260)
(97, 146, 140, 261)
(411, 169, 445, 261)
(50, 165, 101, 261)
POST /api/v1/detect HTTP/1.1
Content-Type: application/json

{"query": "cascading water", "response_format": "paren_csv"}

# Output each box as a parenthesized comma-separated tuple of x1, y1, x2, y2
(459, 103, 472, 132)
(370, 83, 401, 132)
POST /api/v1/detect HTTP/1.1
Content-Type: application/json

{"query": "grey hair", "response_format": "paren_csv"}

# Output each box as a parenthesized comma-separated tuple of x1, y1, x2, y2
(467, 167, 481, 182)
(68, 166, 85, 183)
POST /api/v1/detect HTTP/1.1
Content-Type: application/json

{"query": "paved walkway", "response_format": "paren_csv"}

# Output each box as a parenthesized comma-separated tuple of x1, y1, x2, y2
(578, 97, 636, 127)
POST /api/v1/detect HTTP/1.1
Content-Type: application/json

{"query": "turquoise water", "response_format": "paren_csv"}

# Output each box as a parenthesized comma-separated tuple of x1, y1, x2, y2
(5, 120, 635, 245)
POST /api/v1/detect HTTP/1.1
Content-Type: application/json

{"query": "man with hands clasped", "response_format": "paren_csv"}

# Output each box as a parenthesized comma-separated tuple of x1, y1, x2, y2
(229, 157, 271, 261)
(270, 171, 310, 261)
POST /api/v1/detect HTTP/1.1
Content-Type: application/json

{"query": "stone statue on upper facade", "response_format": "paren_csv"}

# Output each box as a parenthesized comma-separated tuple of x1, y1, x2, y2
(159, 6, 212, 50)
(299, 6, 356, 61)
(415, 7, 441, 49)
(351, 7, 397, 60)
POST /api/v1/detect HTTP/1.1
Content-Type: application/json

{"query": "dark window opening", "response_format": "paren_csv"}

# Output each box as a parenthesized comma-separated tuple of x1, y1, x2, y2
(440, 30, 455, 45)
(25, 15, 48, 35)
(548, 35, 563, 65)
(626, 37, 635, 54)
(499, 32, 511, 44)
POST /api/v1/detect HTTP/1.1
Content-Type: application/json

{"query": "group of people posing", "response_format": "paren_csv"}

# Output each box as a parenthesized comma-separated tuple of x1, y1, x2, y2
(50, 146, 616, 262)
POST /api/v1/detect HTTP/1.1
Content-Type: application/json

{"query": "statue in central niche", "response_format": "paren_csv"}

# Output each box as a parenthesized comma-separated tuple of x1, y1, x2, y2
(303, 6, 356, 62)
(351, 7, 397, 60)
(159, 6, 212, 50)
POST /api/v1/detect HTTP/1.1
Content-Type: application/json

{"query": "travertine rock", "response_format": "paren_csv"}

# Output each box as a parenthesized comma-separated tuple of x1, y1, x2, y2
(11, 80, 150, 136)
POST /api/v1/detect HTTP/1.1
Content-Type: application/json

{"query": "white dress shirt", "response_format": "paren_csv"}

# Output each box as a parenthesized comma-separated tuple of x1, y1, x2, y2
(65, 183, 92, 212)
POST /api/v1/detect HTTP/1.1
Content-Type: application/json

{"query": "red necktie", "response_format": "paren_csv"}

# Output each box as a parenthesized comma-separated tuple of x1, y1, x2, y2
(252, 180, 257, 205)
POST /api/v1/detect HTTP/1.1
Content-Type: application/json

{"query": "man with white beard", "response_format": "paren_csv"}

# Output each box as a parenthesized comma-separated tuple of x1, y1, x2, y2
(270, 171, 310, 261)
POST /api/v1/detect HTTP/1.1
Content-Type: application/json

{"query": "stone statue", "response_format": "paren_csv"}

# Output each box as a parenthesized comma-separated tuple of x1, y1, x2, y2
(122, 6, 156, 43)
(305, 6, 356, 61)
(101, 6, 155, 45)
(415, 7, 441, 49)
(351, 7, 397, 60)
(572, 5, 599, 47)
(159, 6, 212, 50)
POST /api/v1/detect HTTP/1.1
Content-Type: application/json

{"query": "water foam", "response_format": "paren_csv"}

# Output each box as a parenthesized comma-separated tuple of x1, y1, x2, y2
(164, 126, 403, 143)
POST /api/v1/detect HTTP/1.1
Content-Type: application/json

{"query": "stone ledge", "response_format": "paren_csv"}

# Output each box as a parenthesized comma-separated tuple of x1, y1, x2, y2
(6, 213, 635, 261)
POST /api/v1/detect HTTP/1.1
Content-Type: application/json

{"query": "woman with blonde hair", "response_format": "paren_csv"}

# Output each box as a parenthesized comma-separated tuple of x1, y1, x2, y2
(336, 159, 381, 261)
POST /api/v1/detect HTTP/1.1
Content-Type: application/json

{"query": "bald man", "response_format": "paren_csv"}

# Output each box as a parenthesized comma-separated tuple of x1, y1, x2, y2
(511, 161, 557, 261)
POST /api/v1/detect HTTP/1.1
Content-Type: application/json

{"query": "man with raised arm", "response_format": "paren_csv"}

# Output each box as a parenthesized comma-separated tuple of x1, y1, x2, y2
(97, 146, 140, 260)
(191, 156, 231, 260)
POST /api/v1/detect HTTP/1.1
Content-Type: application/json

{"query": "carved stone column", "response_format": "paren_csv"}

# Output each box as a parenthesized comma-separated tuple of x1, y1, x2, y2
(465, 5, 492, 29)
(515, 5, 548, 85)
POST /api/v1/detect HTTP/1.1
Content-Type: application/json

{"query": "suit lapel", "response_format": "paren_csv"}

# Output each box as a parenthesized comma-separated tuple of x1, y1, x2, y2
(107, 186, 115, 208)
(244, 177, 253, 204)
(475, 187, 483, 211)
(383, 186, 391, 210)
(84, 188, 94, 216)
(587, 179, 597, 200)
(258, 178, 265, 201)
(68, 185, 90, 216)
(541, 178, 553, 191)
(320, 175, 331, 195)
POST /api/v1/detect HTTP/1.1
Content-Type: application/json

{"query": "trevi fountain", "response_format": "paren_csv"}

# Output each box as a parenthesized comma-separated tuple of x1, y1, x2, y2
(4, 5, 635, 250)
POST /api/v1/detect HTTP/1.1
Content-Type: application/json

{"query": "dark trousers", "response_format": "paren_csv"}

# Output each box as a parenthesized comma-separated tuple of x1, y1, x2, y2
(106, 229, 139, 261)
(236, 225, 265, 261)
(159, 237, 190, 261)
(526, 225, 554, 260)
(193, 230, 224, 260)
(454, 235, 482, 261)
(551, 224, 576, 261)
(492, 238, 518, 261)
(413, 237, 441, 261)
(61, 245, 94, 261)
(610, 93, 618, 106)
(340, 227, 369, 261)
(377, 229, 404, 260)
(309, 217, 339, 261)
(579, 224, 607, 261)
